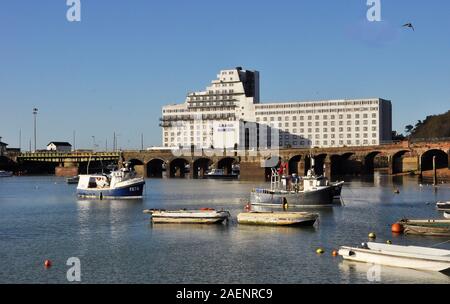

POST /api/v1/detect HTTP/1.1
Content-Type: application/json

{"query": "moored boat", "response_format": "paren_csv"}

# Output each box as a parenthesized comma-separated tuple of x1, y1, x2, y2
(436, 201, 450, 211)
(237, 211, 318, 226)
(444, 211, 450, 219)
(0, 170, 13, 177)
(204, 168, 238, 179)
(397, 219, 450, 237)
(338, 242, 450, 273)
(250, 169, 335, 207)
(66, 175, 79, 184)
(144, 209, 230, 224)
(76, 164, 145, 199)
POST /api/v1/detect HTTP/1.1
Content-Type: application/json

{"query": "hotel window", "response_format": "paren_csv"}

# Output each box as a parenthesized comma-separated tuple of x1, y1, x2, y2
(372, 133, 377, 138)
(285, 123, 289, 127)
(372, 120, 377, 124)
(372, 113, 377, 118)
(299, 116, 304, 120)
(372, 140, 377, 144)
(372, 127, 376, 131)
(279, 123, 282, 127)
(331, 115, 335, 119)
(331, 121, 335, 126)
(316, 141, 321, 145)
(339, 121, 343, 126)
(355, 121, 360, 125)
(364, 127, 368, 131)
(293, 122, 297, 127)
(323, 140, 328, 146)
(323, 121, 328, 126)
(323, 134, 328, 139)
(363, 140, 368, 144)
(263, 117, 268, 121)
(339, 134, 344, 138)
(292, 116, 297, 121)
(308, 122, 312, 127)
(347, 140, 352, 145)
(308, 128, 312, 133)
(356, 133, 360, 138)
(278, 117, 282, 121)
(331, 134, 335, 138)
(300, 122, 304, 127)
(300, 128, 304, 133)
(347, 114, 351, 119)
(308, 116, 312, 120)
(356, 140, 360, 145)
(363, 133, 368, 138)
(300, 141, 305, 145)
(347, 134, 351, 138)
(323, 115, 328, 119)
(355, 127, 360, 131)
(323, 128, 328, 132)
(285, 135, 289, 139)
(270, 117, 274, 121)
(347, 127, 351, 132)
(331, 127, 335, 132)
(339, 140, 344, 145)
(315, 115, 319, 120)
(363, 114, 368, 118)
(285, 117, 290, 121)
(331, 140, 335, 145)
(339, 127, 343, 132)
(315, 128, 320, 133)
(339, 115, 343, 119)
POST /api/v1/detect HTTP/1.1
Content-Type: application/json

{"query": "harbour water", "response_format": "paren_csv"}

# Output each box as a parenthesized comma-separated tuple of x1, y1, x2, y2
(0, 173, 449, 284)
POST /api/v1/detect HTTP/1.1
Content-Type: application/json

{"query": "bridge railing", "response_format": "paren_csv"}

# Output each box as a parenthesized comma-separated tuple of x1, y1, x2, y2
(18, 152, 121, 158)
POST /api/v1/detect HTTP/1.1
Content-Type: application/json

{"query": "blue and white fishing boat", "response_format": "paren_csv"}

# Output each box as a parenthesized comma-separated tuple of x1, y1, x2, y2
(76, 164, 145, 199)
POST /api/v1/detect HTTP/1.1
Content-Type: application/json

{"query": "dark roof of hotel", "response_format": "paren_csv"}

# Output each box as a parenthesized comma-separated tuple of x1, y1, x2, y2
(47, 141, 72, 146)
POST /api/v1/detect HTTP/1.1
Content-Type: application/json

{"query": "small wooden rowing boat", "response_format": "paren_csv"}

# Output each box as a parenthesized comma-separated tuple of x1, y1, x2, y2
(338, 242, 450, 273)
(237, 211, 318, 226)
(397, 219, 450, 237)
(436, 201, 450, 211)
(143, 209, 230, 224)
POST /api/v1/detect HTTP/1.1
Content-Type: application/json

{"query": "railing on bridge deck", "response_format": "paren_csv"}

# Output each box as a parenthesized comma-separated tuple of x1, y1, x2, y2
(17, 151, 121, 162)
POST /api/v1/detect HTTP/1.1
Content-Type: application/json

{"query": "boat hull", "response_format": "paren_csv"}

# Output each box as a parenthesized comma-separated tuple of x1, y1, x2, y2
(398, 219, 450, 237)
(77, 180, 145, 199)
(237, 212, 318, 226)
(148, 210, 230, 224)
(339, 244, 450, 273)
(251, 186, 334, 207)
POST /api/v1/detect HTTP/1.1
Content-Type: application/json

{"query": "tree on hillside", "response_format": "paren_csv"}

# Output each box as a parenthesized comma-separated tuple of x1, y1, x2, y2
(405, 125, 414, 135)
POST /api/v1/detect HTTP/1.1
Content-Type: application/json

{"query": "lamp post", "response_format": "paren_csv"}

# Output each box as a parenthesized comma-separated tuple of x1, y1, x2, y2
(32, 108, 38, 152)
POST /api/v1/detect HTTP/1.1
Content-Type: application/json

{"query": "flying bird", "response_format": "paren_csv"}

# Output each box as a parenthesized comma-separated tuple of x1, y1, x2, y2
(402, 23, 415, 31)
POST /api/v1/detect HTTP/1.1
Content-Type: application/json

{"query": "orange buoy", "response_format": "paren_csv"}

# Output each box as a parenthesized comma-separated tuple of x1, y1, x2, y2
(332, 250, 338, 257)
(391, 223, 404, 233)
(44, 260, 52, 268)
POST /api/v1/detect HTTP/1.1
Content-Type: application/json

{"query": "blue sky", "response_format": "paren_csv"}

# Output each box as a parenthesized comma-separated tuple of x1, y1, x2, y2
(1, 0, 449, 150)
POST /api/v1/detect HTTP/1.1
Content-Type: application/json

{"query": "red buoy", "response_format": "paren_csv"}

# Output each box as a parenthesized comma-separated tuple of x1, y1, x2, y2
(332, 250, 338, 257)
(44, 260, 52, 268)
(391, 223, 404, 233)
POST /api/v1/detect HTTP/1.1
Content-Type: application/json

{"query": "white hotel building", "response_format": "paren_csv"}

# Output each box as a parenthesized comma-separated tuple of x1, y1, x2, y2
(160, 68, 392, 149)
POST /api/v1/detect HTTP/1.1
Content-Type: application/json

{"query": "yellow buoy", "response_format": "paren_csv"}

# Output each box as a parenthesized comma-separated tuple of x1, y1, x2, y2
(368, 232, 376, 239)
(316, 248, 324, 254)
(386, 240, 392, 244)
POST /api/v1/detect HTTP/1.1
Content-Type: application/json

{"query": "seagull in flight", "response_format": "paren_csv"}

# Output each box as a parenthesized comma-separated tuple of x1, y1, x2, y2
(402, 23, 415, 31)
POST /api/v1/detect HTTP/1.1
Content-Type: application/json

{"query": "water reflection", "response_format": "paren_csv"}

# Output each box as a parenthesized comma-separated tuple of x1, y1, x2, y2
(339, 260, 450, 284)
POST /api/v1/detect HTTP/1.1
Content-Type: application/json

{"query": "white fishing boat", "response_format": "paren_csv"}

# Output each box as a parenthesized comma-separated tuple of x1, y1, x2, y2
(66, 175, 79, 184)
(436, 201, 450, 211)
(144, 208, 230, 224)
(77, 163, 145, 199)
(0, 170, 13, 177)
(443, 211, 450, 219)
(251, 169, 336, 207)
(237, 211, 318, 226)
(338, 242, 450, 273)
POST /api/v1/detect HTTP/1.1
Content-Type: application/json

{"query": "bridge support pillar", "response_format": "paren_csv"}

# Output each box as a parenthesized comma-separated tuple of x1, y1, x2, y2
(240, 161, 265, 181)
(388, 156, 393, 175)
(55, 160, 79, 177)
(323, 157, 331, 178)
(297, 159, 305, 176)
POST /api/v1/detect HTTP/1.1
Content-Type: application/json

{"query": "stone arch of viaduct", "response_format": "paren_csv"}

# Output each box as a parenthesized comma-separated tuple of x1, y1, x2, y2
(122, 141, 450, 180)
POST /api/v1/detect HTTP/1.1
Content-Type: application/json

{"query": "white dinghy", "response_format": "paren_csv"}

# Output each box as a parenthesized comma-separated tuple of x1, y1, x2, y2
(338, 242, 450, 273)
(144, 209, 230, 224)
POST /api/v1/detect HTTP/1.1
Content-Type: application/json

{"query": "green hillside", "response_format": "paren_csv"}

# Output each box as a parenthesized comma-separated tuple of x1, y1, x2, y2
(410, 110, 450, 139)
